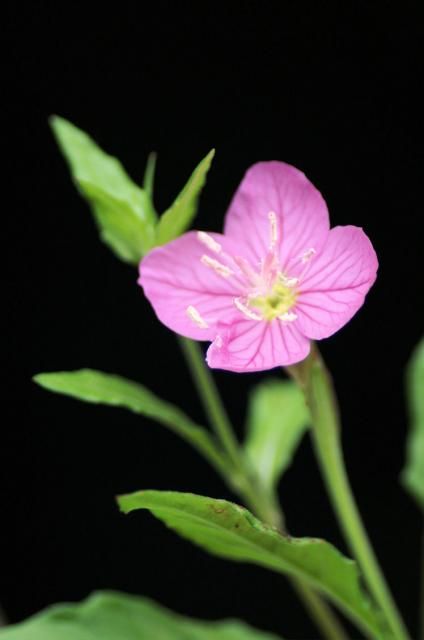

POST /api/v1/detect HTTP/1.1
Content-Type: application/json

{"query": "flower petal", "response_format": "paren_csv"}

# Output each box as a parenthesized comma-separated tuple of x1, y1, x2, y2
(224, 161, 330, 269)
(139, 231, 243, 340)
(296, 226, 378, 339)
(206, 318, 310, 372)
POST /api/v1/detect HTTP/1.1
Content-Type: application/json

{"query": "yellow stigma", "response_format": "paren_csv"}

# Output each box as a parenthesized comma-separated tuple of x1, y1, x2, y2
(250, 281, 298, 321)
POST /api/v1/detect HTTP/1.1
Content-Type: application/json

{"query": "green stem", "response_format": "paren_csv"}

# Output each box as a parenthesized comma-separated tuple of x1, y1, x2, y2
(291, 579, 351, 640)
(289, 346, 411, 640)
(179, 336, 351, 640)
(180, 427, 233, 484)
(237, 470, 350, 640)
(178, 337, 241, 469)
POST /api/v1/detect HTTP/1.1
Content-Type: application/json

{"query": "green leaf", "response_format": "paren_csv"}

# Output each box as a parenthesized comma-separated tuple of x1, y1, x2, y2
(119, 491, 388, 640)
(0, 591, 281, 640)
(402, 338, 424, 509)
(244, 380, 309, 491)
(50, 116, 156, 263)
(33, 370, 227, 476)
(156, 149, 215, 244)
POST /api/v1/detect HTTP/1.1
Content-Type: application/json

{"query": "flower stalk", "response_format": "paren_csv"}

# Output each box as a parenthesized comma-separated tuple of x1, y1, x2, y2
(178, 336, 242, 471)
(288, 345, 411, 640)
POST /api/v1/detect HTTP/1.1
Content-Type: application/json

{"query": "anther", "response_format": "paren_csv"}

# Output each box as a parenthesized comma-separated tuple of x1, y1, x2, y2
(186, 305, 209, 329)
(279, 311, 298, 322)
(233, 256, 261, 286)
(197, 231, 221, 253)
(234, 297, 263, 321)
(268, 211, 279, 248)
(280, 275, 299, 287)
(301, 248, 316, 263)
(214, 335, 223, 348)
(261, 251, 279, 282)
(201, 255, 233, 278)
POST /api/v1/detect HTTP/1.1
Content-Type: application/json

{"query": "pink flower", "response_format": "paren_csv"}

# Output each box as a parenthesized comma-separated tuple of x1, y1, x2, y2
(139, 162, 378, 372)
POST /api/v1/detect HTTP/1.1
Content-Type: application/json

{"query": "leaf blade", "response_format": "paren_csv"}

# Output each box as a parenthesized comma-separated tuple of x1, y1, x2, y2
(402, 338, 424, 509)
(50, 116, 156, 263)
(33, 370, 226, 475)
(244, 380, 310, 491)
(156, 149, 215, 244)
(118, 491, 388, 640)
(0, 591, 281, 640)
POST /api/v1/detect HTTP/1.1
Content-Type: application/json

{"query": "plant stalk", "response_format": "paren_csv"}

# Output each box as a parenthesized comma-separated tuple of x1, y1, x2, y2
(178, 337, 241, 469)
(288, 345, 411, 640)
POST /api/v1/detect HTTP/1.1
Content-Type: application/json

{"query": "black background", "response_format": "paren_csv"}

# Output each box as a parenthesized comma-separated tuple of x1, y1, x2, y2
(4, 2, 423, 638)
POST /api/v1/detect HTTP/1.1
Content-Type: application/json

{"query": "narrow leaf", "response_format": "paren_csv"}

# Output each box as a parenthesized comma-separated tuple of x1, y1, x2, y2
(0, 591, 281, 640)
(50, 116, 156, 263)
(156, 149, 215, 244)
(244, 380, 309, 491)
(143, 151, 157, 200)
(33, 370, 226, 475)
(119, 491, 388, 640)
(402, 338, 424, 509)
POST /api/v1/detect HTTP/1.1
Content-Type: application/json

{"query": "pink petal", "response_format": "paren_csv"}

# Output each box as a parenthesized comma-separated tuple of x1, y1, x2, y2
(139, 231, 243, 340)
(224, 161, 330, 269)
(206, 318, 310, 372)
(296, 226, 378, 339)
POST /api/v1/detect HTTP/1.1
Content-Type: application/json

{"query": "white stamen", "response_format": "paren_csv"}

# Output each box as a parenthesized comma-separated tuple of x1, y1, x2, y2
(234, 297, 263, 321)
(197, 231, 221, 253)
(201, 255, 233, 278)
(301, 248, 316, 263)
(233, 256, 261, 286)
(279, 311, 298, 322)
(268, 211, 278, 248)
(214, 335, 223, 348)
(186, 305, 209, 329)
(280, 275, 299, 287)
(261, 251, 279, 282)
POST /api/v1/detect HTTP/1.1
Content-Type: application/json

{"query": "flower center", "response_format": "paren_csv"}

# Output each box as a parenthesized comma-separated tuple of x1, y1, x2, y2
(192, 214, 317, 328)
(249, 278, 298, 321)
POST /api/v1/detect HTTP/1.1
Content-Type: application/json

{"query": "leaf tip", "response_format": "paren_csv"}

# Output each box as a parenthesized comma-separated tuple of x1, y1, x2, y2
(48, 113, 60, 127)
(204, 148, 216, 166)
(32, 372, 49, 387)
(48, 114, 69, 137)
(116, 491, 141, 514)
